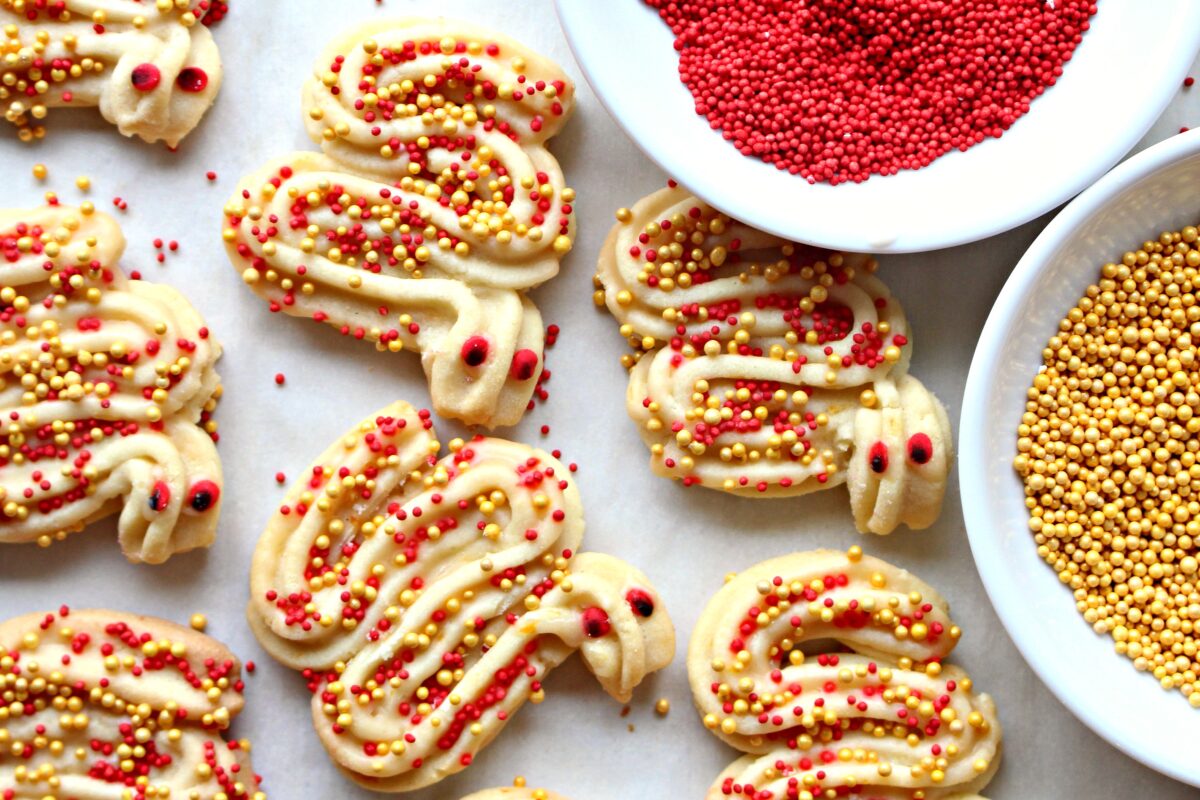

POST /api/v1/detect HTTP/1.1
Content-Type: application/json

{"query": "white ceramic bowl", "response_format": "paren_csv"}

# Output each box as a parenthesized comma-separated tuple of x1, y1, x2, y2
(961, 128, 1200, 787)
(556, 1, 1200, 253)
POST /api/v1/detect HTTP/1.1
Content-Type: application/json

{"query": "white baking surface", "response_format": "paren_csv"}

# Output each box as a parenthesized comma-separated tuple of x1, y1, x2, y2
(0, 2, 1198, 798)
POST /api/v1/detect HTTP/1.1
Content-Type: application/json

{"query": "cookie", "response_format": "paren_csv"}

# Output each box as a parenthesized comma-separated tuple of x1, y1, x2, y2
(0, 606, 264, 799)
(461, 789, 568, 800)
(1, 0, 227, 145)
(247, 400, 674, 791)
(597, 187, 952, 533)
(688, 548, 1002, 800)
(0, 205, 223, 563)
(223, 19, 576, 428)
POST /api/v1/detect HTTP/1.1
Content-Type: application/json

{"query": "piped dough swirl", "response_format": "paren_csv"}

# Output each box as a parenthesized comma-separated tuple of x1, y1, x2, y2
(0, 607, 263, 799)
(0, 206, 223, 563)
(597, 187, 952, 533)
(247, 400, 674, 791)
(223, 18, 576, 428)
(688, 549, 1002, 800)
(1, 0, 226, 145)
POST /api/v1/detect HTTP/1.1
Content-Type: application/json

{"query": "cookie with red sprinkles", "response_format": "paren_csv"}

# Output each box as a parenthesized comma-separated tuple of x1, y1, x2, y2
(646, 0, 1097, 184)
(222, 18, 576, 428)
(0, 606, 265, 799)
(689, 547, 1002, 799)
(246, 400, 675, 791)
(1, 0, 229, 145)
(0, 205, 224, 563)
(596, 187, 952, 534)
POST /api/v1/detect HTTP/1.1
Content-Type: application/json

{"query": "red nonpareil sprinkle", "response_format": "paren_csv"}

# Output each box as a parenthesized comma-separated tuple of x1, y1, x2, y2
(1185, 76, 1195, 88)
(646, 0, 1097, 185)
(206, 171, 218, 181)
(274, 373, 285, 385)
(176, 67, 209, 93)
(275, 472, 286, 484)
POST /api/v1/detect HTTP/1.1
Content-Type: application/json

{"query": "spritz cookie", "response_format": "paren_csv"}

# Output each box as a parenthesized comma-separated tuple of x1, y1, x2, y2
(688, 548, 1002, 800)
(223, 19, 576, 428)
(0, 205, 223, 563)
(0, 606, 264, 799)
(247, 400, 674, 791)
(596, 186, 952, 533)
(461, 788, 568, 800)
(1, 0, 228, 145)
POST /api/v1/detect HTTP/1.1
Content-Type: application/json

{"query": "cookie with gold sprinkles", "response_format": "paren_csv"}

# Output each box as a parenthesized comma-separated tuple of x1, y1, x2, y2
(223, 18, 576, 428)
(596, 186, 952, 534)
(688, 548, 1002, 800)
(0, 606, 265, 799)
(246, 400, 675, 792)
(0, 205, 223, 563)
(461, 787, 569, 800)
(1, 0, 227, 145)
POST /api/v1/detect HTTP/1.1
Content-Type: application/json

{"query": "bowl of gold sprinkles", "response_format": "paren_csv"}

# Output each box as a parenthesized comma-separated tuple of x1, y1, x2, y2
(962, 128, 1200, 786)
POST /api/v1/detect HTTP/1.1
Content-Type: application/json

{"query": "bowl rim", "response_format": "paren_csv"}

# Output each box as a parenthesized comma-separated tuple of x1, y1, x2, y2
(555, 1, 1200, 253)
(960, 127, 1200, 788)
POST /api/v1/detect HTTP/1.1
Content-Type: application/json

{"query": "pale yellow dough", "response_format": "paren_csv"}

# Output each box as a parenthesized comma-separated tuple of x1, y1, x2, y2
(0, 205, 223, 563)
(461, 789, 569, 800)
(688, 549, 1002, 800)
(247, 400, 675, 792)
(598, 187, 952, 534)
(0, 608, 264, 799)
(223, 18, 577, 428)
(1, 0, 224, 145)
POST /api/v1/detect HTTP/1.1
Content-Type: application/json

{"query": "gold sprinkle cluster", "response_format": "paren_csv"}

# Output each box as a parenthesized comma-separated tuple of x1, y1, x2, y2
(1016, 224, 1200, 707)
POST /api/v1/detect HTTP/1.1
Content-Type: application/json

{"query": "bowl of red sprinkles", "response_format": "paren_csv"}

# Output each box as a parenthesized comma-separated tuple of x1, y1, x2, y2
(556, 0, 1200, 252)
(962, 128, 1200, 787)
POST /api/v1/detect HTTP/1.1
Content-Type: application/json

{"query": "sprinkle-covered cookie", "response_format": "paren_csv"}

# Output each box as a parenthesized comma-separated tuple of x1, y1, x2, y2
(688, 548, 1002, 800)
(461, 788, 569, 800)
(247, 400, 674, 791)
(1, 0, 227, 145)
(0, 606, 264, 799)
(223, 19, 576, 428)
(0, 205, 223, 563)
(596, 187, 952, 534)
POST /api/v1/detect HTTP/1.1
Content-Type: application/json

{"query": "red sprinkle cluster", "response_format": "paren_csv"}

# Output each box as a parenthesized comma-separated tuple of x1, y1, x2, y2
(646, 0, 1097, 184)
